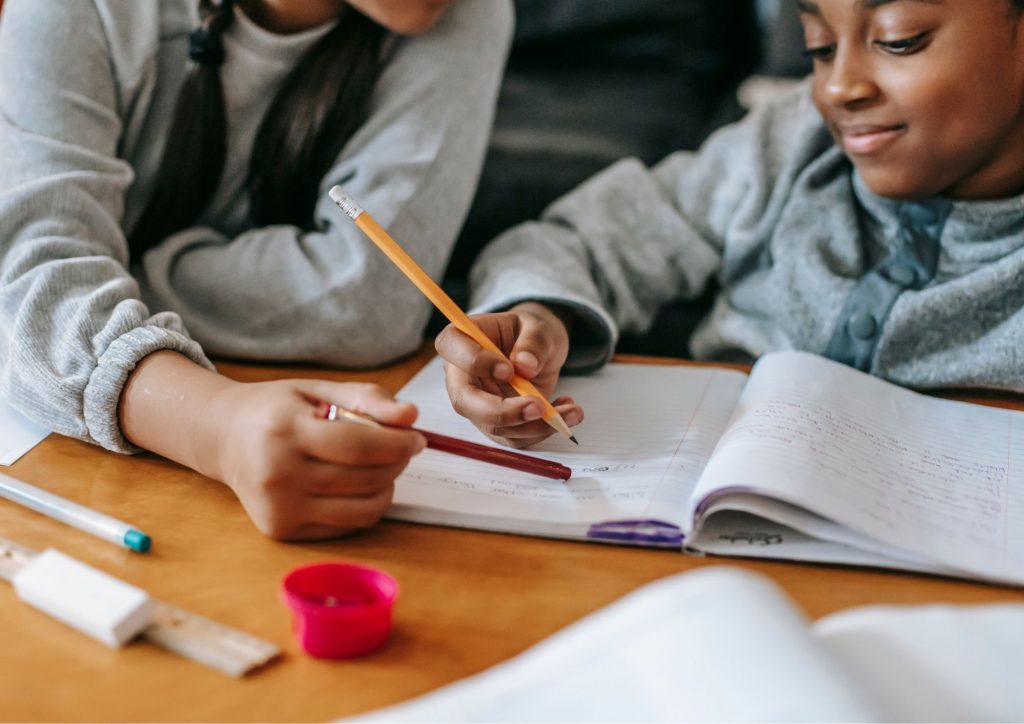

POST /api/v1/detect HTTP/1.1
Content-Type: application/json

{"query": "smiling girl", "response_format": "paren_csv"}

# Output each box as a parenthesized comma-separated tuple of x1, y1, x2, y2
(434, 0, 1024, 447)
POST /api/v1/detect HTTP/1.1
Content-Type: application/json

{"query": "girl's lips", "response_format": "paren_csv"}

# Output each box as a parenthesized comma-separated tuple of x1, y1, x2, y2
(838, 124, 907, 155)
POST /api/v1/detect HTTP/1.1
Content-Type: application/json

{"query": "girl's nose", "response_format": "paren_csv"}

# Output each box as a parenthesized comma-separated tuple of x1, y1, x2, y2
(821, 50, 879, 108)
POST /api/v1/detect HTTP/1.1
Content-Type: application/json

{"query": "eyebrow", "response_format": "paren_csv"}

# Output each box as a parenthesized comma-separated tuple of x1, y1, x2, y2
(797, 0, 945, 15)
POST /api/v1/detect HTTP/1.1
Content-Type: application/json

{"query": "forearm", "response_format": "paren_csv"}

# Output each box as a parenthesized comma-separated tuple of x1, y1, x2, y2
(137, 1, 512, 369)
(118, 351, 236, 480)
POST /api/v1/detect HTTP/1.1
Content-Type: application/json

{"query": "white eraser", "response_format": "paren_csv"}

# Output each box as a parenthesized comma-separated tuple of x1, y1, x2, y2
(12, 549, 154, 648)
(328, 185, 363, 220)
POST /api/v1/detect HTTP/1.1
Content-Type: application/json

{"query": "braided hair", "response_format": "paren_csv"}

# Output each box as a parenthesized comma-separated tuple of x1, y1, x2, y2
(128, 0, 385, 259)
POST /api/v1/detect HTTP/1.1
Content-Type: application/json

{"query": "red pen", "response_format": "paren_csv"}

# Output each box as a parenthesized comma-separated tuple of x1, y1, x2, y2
(315, 402, 572, 482)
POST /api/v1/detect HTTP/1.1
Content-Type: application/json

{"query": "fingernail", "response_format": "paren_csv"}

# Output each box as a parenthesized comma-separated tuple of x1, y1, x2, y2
(414, 434, 427, 453)
(523, 404, 542, 421)
(565, 410, 582, 426)
(513, 351, 538, 371)
(493, 362, 512, 381)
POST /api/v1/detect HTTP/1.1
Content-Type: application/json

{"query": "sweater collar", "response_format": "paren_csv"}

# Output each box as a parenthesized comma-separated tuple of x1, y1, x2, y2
(227, 4, 338, 67)
(853, 170, 1024, 240)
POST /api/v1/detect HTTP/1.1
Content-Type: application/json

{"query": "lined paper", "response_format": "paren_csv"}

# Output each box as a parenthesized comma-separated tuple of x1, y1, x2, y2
(390, 358, 747, 536)
(691, 352, 1024, 583)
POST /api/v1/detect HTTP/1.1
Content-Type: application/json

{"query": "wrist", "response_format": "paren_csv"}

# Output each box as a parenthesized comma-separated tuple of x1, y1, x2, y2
(119, 351, 237, 480)
(191, 378, 245, 485)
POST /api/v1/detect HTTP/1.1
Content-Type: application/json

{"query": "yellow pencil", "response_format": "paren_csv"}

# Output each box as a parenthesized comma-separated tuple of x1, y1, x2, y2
(329, 186, 578, 444)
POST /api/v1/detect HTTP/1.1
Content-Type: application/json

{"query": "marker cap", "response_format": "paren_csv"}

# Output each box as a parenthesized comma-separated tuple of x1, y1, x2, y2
(123, 529, 152, 553)
(281, 562, 397, 659)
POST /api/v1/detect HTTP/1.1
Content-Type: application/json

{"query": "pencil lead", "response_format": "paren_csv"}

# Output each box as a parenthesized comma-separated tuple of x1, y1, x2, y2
(569, 434, 579, 445)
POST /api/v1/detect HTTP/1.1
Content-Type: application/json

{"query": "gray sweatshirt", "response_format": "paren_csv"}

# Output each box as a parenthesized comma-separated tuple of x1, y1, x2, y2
(470, 83, 1024, 392)
(0, 0, 512, 452)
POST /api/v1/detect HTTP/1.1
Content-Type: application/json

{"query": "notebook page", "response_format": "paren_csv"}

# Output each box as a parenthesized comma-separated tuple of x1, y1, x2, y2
(689, 351, 1024, 583)
(390, 357, 746, 539)
(813, 602, 1024, 721)
(353, 567, 877, 723)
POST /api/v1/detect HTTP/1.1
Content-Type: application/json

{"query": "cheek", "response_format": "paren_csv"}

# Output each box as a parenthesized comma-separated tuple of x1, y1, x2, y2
(809, 76, 841, 139)
(903, 76, 1018, 163)
(893, 48, 1024, 145)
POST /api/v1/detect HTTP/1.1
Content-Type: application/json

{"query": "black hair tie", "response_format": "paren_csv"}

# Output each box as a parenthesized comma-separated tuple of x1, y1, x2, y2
(188, 26, 225, 66)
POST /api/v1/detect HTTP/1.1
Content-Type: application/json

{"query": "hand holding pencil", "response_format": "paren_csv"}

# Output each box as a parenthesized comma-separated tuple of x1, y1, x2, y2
(316, 401, 571, 480)
(433, 303, 583, 449)
(329, 187, 583, 449)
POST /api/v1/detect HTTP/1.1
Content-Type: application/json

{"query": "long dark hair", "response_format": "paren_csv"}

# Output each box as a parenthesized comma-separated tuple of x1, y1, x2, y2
(128, 0, 386, 259)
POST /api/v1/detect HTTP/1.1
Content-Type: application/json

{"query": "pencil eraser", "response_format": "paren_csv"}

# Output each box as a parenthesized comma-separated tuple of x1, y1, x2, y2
(328, 185, 363, 220)
(12, 549, 154, 648)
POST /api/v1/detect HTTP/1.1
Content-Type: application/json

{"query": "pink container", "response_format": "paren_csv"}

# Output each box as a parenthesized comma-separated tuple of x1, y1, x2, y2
(281, 562, 398, 659)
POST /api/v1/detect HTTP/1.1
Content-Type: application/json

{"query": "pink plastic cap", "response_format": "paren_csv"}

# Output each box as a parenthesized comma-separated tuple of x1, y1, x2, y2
(281, 562, 398, 659)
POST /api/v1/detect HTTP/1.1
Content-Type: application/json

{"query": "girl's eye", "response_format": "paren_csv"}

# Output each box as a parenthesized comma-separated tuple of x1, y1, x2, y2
(875, 31, 930, 55)
(800, 43, 836, 61)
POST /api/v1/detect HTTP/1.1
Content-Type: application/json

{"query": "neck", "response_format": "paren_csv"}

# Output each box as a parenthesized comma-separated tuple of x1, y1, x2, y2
(238, 0, 345, 33)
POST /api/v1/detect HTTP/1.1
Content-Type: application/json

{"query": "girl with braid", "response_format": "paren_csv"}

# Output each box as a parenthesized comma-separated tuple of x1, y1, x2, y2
(0, 0, 511, 539)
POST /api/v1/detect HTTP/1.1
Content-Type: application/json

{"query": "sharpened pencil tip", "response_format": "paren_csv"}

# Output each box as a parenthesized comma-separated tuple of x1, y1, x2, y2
(569, 435, 579, 445)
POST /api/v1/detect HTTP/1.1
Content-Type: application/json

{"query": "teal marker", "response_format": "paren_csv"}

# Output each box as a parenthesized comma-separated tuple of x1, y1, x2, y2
(0, 472, 151, 553)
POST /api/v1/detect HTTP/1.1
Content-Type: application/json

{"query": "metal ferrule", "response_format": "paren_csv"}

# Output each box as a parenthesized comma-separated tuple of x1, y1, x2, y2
(329, 187, 364, 220)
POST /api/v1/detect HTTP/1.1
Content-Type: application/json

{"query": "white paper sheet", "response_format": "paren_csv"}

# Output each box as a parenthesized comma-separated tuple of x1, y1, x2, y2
(0, 400, 49, 465)
(352, 567, 1024, 723)
(691, 351, 1024, 583)
(815, 602, 1024, 722)
(352, 567, 876, 723)
(390, 357, 746, 539)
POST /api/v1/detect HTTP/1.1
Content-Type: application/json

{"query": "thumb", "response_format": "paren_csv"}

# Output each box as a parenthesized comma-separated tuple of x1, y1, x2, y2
(509, 315, 560, 380)
(340, 383, 419, 427)
(298, 380, 419, 427)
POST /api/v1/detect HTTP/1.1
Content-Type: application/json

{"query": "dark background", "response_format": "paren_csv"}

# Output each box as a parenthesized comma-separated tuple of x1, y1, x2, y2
(437, 0, 810, 358)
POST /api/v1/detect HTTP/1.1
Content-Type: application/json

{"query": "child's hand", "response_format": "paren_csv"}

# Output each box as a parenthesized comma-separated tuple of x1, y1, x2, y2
(434, 302, 583, 448)
(202, 380, 426, 540)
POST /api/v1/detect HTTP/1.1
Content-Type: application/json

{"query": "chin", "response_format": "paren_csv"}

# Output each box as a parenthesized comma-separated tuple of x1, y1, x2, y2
(381, 10, 445, 34)
(855, 167, 944, 201)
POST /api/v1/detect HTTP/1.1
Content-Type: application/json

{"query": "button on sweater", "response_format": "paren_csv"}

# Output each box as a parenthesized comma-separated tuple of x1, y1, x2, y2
(469, 83, 1024, 393)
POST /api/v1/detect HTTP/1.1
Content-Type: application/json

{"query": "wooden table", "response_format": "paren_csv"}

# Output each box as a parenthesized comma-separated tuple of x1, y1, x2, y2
(3, 348, 1023, 722)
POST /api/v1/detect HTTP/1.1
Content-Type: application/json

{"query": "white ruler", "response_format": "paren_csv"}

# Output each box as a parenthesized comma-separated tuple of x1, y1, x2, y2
(0, 536, 280, 676)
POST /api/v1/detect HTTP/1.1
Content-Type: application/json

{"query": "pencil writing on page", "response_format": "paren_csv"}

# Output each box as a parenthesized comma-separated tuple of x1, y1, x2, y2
(328, 186, 578, 444)
(317, 402, 572, 481)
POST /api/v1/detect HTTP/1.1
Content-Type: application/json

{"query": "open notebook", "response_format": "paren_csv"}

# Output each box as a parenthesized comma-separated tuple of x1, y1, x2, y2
(390, 352, 1024, 585)
(354, 567, 1024, 722)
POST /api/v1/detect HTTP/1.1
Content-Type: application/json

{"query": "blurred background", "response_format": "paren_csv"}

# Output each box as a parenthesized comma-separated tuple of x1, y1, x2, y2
(0, 0, 810, 358)
(439, 0, 809, 358)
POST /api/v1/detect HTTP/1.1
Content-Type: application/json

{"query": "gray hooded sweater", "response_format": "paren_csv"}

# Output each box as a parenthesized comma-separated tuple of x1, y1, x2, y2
(0, 0, 512, 452)
(469, 83, 1024, 393)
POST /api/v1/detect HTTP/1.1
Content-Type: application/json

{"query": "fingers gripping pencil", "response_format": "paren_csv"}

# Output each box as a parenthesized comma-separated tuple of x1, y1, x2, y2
(316, 402, 572, 480)
(328, 186, 578, 444)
